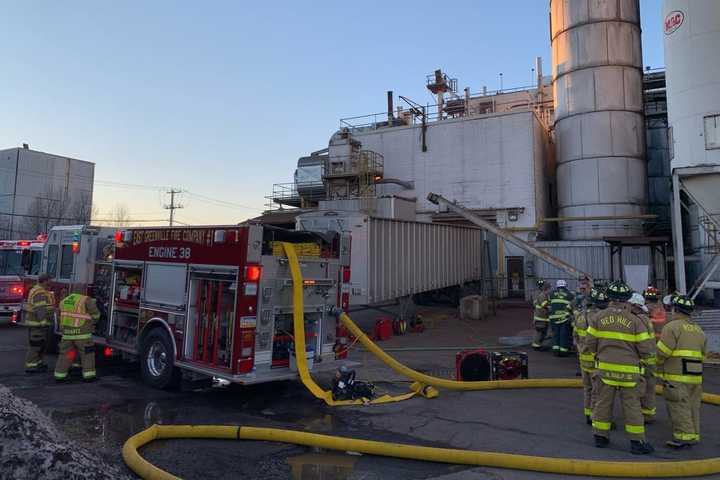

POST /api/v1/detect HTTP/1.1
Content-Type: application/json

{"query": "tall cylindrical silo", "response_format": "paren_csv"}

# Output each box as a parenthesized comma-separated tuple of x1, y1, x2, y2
(550, 0, 647, 240)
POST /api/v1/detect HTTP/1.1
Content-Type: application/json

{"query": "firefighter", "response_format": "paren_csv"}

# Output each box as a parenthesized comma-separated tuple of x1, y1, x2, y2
(22, 274, 56, 373)
(657, 295, 707, 449)
(628, 293, 658, 424)
(586, 281, 655, 454)
(644, 286, 666, 340)
(531, 279, 551, 350)
(54, 291, 101, 382)
(573, 287, 602, 424)
(548, 279, 574, 356)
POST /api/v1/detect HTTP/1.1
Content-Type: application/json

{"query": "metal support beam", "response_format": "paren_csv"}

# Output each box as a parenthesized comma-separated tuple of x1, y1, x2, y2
(427, 192, 592, 281)
(671, 173, 687, 293)
(689, 256, 720, 301)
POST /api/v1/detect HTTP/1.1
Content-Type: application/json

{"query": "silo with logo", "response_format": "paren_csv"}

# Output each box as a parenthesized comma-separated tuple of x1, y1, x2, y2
(550, 0, 647, 240)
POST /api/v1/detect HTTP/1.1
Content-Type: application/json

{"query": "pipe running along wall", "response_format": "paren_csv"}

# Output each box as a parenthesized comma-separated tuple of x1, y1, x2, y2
(122, 242, 720, 479)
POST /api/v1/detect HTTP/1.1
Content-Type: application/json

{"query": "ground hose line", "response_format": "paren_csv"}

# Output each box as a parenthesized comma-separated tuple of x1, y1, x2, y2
(124, 420, 720, 480)
(121, 242, 720, 478)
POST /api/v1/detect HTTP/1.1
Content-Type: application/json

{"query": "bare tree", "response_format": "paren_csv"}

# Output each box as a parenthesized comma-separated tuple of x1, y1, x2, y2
(20, 186, 94, 238)
(109, 204, 131, 227)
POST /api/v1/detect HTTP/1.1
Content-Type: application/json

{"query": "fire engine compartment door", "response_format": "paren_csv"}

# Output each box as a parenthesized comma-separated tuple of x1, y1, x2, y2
(142, 263, 187, 309)
(185, 272, 237, 369)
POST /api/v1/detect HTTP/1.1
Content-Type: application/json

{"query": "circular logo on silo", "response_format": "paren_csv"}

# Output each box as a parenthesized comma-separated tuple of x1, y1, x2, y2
(664, 10, 684, 35)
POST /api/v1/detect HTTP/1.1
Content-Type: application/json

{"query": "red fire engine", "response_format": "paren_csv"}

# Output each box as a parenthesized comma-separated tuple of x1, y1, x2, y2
(0, 237, 45, 323)
(42, 224, 351, 389)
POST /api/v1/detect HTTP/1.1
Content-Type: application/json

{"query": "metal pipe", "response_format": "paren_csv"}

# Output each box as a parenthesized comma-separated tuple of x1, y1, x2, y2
(387, 91, 394, 123)
(427, 192, 592, 281)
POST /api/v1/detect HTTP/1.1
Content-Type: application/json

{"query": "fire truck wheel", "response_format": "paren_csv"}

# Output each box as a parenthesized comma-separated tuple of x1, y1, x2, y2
(140, 328, 180, 389)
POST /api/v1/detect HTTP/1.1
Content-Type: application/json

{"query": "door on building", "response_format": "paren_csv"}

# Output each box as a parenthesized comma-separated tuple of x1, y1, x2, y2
(506, 257, 525, 298)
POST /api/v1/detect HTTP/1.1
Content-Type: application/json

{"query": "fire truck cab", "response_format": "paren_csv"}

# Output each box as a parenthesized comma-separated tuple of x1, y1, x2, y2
(43, 223, 351, 389)
(0, 238, 46, 323)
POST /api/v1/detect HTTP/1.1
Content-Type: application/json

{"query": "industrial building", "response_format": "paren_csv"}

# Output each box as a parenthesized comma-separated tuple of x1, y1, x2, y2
(0, 145, 95, 240)
(264, 0, 718, 305)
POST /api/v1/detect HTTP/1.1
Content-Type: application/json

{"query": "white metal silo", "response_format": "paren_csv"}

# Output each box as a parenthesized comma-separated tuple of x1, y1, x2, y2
(663, 0, 720, 295)
(550, 0, 647, 240)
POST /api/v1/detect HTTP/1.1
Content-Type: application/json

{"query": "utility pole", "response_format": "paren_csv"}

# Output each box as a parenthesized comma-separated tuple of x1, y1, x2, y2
(164, 188, 183, 226)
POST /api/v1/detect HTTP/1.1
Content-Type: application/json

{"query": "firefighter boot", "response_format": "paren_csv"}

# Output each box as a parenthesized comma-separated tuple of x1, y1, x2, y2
(666, 440, 693, 449)
(25, 362, 48, 374)
(630, 440, 654, 455)
(594, 435, 609, 448)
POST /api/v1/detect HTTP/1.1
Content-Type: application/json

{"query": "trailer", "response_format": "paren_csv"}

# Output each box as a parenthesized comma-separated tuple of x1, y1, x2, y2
(41, 224, 352, 388)
(296, 211, 483, 308)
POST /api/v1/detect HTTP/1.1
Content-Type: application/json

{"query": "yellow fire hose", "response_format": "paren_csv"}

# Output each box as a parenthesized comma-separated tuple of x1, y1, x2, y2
(122, 242, 720, 479)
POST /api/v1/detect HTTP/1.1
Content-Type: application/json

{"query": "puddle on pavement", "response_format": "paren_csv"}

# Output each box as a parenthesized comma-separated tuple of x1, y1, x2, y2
(48, 399, 176, 453)
(287, 451, 357, 480)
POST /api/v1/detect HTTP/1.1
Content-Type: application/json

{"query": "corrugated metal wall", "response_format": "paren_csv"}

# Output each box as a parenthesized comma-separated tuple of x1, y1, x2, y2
(531, 241, 667, 293)
(367, 218, 482, 304)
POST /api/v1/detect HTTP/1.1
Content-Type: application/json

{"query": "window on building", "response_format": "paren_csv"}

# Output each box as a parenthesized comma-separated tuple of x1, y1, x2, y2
(668, 126, 674, 159)
(47, 245, 58, 278)
(59, 245, 74, 279)
(704, 114, 720, 150)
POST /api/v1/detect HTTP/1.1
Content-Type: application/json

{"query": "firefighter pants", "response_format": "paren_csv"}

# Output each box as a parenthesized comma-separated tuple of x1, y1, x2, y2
(641, 372, 657, 421)
(663, 381, 702, 443)
(25, 326, 48, 370)
(550, 320, 571, 355)
(532, 321, 549, 349)
(54, 338, 96, 381)
(592, 376, 646, 441)
(581, 369, 596, 418)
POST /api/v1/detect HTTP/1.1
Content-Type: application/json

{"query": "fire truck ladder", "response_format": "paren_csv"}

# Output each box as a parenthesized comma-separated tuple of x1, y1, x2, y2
(427, 192, 592, 282)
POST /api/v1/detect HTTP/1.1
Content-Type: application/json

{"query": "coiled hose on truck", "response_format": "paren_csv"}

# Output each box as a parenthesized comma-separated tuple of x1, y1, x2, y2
(122, 242, 720, 479)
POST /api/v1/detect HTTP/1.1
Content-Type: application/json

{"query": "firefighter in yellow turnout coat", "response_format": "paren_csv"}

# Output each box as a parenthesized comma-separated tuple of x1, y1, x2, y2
(657, 295, 707, 449)
(54, 293, 101, 382)
(573, 288, 608, 424)
(22, 274, 55, 372)
(531, 279, 551, 350)
(586, 281, 655, 455)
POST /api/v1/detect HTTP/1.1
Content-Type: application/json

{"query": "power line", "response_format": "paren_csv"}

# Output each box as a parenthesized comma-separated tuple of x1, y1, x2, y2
(184, 191, 263, 212)
(164, 188, 184, 226)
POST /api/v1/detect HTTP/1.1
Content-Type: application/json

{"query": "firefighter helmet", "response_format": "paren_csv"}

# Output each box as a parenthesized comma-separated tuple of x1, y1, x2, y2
(556, 279, 567, 288)
(643, 286, 659, 302)
(594, 290, 609, 307)
(607, 281, 633, 301)
(536, 278, 545, 288)
(672, 295, 695, 314)
(587, 287, 600, 305)
(628, 292, 648, 313)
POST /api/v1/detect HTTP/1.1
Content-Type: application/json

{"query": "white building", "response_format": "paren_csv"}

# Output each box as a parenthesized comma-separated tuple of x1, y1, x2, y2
(0, 145, 95, 239)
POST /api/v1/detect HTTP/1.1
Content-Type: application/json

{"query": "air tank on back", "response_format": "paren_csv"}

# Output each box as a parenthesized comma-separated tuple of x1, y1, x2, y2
(550, 0, 647, 240)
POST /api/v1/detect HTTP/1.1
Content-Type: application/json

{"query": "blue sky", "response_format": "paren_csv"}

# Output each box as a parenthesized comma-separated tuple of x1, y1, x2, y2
(0, 1, 664, 225)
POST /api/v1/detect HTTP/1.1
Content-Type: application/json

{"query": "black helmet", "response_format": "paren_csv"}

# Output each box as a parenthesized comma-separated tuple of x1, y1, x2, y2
(672, 295, 695, 315)
(607, 281, 633, 302)
(536, 278, 545, 287)
(594, 290, 609, 307)
(587, 287, 600, 305)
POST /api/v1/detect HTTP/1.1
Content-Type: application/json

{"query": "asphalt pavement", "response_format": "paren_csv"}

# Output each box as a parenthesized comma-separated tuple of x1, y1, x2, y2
(1, 307, 719, 480)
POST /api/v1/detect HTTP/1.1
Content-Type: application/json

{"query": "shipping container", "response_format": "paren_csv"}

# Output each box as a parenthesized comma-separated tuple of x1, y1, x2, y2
(296, 211, 482, 305)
